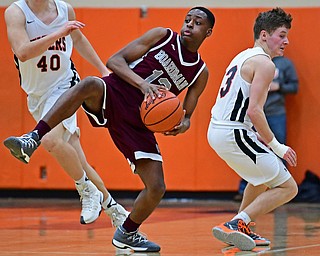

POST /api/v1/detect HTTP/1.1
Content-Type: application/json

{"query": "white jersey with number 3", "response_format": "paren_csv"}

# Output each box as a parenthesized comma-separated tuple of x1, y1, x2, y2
(210, 47, 270, 129)
(207, 47, 292, 188)
(14, 0, 77, 97)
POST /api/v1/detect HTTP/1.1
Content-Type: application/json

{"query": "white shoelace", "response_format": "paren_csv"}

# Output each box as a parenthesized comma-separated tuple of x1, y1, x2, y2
(21, 134, 38, 148)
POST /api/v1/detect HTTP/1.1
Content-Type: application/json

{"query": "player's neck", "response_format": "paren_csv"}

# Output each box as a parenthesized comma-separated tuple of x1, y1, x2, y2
(26, 0, 52, 13)
(26, 0, 57, 24)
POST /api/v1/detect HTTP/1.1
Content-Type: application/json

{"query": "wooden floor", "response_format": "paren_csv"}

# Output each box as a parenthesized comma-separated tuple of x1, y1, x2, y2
(0, 197, 319, 255)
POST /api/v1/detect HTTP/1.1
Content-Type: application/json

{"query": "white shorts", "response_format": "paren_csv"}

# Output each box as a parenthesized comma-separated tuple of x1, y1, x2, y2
(27, 85, 79, 141)
(207, 122, 291, 188)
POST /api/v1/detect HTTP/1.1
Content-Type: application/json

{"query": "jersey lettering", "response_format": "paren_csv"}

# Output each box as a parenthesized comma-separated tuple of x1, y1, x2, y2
(37, 55, 61, 72)
(220, 65, 237, 98)
(154, 49, 189, 90)
(145, 69, 172, 89)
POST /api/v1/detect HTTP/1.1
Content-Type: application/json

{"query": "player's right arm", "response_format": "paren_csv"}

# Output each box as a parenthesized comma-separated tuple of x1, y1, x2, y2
(107, 27, 168, 100)
(5, 4, 84, 62)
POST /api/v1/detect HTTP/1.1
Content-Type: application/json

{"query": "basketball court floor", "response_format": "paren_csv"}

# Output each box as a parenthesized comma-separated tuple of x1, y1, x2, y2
(0, 197, 319, 255)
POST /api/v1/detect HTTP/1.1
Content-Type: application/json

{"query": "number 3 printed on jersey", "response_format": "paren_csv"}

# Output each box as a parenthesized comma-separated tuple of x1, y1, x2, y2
(220, 65, 237, 98)
(37, 54, 60, 72)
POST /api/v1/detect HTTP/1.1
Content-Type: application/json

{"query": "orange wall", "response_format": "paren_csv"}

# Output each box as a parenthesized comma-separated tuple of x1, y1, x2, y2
(0, 7, 319, 191)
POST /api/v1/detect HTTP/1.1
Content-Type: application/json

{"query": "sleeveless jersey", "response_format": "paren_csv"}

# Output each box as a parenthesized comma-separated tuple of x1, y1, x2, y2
(210, 47, 270, 129)
(14, 0, 79, 97)
(93, 28, 206, 130)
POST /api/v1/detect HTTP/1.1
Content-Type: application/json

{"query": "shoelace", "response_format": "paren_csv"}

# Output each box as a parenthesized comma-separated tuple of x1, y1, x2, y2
(128, 231, 148, 244)
(237, 220, 251, 235)
(21, 134, 38, 148)
(77, 184, 99, 211)
(247, 222, 266, 240)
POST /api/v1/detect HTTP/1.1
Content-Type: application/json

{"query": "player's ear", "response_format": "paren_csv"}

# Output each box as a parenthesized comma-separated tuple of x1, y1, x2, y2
(206, 28, 212, 37)
(260, 30, 268, 41)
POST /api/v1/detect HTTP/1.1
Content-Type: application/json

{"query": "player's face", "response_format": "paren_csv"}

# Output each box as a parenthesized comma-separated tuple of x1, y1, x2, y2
(266, 26, 289, 57)
(180, 9, 212, 49)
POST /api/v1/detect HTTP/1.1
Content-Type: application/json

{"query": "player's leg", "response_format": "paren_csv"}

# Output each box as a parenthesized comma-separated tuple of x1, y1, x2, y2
(68, 133, 129, 227)
(242, 177, 297, 220)
(43, 76, 104, 130)
(209, 127, 269, 249)
(130, 159, 165, 223)
(3, 77, 104, 163)
(112, 159, 163, 252)
(238, 183, 267, 212)
(41, 123, 103, 224)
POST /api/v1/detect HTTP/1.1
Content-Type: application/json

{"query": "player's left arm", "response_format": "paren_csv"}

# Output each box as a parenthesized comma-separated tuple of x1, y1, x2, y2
(67, 4, 109, 77)
(164, 66, 209, 136)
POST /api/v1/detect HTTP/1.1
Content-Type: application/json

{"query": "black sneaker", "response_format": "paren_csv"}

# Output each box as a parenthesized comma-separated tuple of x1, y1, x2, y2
(112, 226, 160, 252)
(3, 131, 40, 164)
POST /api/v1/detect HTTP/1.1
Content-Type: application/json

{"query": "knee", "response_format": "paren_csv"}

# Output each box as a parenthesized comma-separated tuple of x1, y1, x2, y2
(41, 133, 63, 153)
(289, 181, 299, 200)
(148, 181, 166, 201)
(284, 179, 299, 201)
(78, 76, 102, 94)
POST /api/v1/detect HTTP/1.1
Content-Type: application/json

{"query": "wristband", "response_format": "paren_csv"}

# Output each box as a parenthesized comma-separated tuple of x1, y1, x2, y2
(268, 137, 289, 158)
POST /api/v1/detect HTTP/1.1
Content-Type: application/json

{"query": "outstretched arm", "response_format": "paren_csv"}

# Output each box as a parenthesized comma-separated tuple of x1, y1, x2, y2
(5, 3, 84, 62)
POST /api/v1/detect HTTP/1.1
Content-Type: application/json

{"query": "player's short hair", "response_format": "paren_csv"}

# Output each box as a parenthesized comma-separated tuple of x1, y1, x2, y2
(190, 6, 215, 28)
(254, 7, 292, 40)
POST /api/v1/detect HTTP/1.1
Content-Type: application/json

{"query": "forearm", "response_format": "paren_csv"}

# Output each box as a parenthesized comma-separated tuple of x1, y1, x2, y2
(107, 57, 145, 90)
(248, 109, 274, 144)
(74, 36, 109, 76)
(15, 31, 63, 62)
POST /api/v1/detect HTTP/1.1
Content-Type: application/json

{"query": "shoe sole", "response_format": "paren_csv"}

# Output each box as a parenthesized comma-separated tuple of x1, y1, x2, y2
(80, 209, 102, 224)
(254, 241, 271, 246)
(225, 240, 271, 246)
(112, 239, 160, 252)
(213, 227, 256, 251)
(3, 138, 29, 164)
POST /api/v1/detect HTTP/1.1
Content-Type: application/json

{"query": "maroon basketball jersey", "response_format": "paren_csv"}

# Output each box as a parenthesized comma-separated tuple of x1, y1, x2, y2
(130, 28, 206, 96)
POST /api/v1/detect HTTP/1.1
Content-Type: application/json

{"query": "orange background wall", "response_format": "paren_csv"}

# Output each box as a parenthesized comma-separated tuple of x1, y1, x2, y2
(0, 7, 319, 191)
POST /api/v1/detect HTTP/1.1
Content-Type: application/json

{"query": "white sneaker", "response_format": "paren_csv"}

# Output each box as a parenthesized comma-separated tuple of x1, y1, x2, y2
(75, 179, 103, 224)
(104, 201, 130, 228)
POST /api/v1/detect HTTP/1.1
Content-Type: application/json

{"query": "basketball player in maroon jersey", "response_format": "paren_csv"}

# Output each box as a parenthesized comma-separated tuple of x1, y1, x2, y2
(3, 6, 215, 252)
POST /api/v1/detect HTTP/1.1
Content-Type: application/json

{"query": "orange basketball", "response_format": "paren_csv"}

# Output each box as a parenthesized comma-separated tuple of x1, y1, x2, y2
(140, 91, 183, 133)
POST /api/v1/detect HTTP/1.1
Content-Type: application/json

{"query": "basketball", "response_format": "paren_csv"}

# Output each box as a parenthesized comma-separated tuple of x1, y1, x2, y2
(140, 91, 183, 133)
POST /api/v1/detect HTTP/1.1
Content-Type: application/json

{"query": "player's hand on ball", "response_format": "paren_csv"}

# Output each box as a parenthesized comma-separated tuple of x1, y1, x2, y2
(142, 82, 167, 102)
(164, 111, 189, 136)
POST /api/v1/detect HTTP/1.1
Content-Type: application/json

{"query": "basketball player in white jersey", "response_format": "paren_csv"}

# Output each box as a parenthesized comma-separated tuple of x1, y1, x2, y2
(207, 8, 298, 251)
(3, 0, 128, 227)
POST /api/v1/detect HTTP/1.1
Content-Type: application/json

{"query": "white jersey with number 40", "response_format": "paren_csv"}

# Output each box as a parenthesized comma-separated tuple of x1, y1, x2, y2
(14, 0, 78, 97)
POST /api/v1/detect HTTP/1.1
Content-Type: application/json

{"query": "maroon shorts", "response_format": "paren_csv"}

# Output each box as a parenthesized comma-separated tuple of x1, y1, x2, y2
(83, 76, 163, 169)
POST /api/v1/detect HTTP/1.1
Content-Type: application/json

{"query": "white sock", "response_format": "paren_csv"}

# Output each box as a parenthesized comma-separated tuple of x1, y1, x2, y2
(232, 211, 251, 225)
(102, 193, 117, 209)
(75, 171, 87, 185)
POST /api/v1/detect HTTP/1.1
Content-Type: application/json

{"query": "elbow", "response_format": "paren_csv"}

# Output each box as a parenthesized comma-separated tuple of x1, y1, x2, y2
(15, 52, 28, 62)
(106, 55, 117, 70)
(246, 107, 259, 121)
(106, 59, 112, 69)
